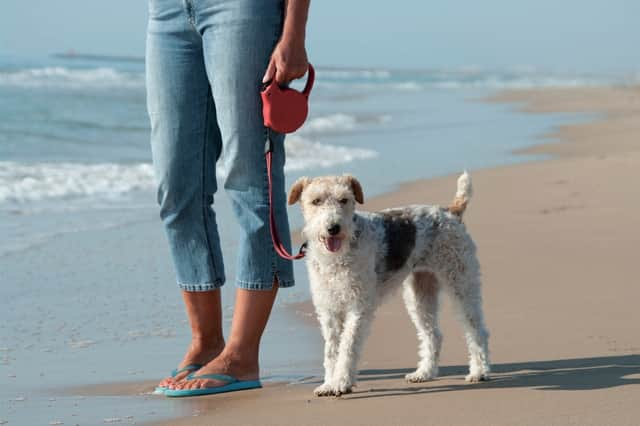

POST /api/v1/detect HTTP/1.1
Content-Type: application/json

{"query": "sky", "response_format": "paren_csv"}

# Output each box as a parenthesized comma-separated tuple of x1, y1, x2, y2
(1, 0, 638, 73)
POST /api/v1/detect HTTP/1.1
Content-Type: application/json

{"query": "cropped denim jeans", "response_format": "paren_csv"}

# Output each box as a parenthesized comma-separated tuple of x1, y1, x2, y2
(146, 0, 294, 291)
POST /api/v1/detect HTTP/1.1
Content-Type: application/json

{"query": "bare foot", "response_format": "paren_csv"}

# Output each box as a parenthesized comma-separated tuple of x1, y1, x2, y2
(169, 348, 258, 391)
(157, 339, 225, 389)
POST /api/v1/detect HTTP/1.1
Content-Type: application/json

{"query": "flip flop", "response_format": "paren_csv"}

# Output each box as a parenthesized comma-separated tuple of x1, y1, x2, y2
(164, 373, 262, 398)
(153, 364, 203, 394)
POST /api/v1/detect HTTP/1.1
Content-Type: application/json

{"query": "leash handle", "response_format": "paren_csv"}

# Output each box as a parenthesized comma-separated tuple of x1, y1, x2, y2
(265, 136, 306, 260)
(302, 64, 315, 98)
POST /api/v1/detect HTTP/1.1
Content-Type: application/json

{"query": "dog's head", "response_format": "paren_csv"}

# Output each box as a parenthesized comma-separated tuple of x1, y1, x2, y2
(288, 175, 364, 254)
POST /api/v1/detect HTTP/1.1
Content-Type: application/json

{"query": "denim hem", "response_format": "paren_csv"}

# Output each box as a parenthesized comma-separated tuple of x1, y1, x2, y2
(236, 278, 295, 290)
(178, 280, 224, 292)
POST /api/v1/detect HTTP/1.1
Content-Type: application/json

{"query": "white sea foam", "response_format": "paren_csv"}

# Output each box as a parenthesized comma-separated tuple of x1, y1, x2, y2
(318, 69, 392, 80)
(430, 76, 609, 89)
(299, 113, 391, 134)
(0, 138, 377, 204)
(0, 161, 156, 204)
(284, 136, 378, 171)
(0, 66, 144, 89)
(300, 113, 358, 133)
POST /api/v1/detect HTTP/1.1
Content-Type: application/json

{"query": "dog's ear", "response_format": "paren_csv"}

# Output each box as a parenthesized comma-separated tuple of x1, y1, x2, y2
(288, 177, 310, 205)
(344, 175, 364, 204)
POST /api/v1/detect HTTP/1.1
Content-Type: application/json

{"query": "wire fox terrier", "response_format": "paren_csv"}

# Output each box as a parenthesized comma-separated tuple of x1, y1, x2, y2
(288, 172, 490, 397)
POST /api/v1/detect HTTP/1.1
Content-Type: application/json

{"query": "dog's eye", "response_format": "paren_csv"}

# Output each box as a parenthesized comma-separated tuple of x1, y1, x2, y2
(339, 198, 349, 205)
(312, 198, 322, 206)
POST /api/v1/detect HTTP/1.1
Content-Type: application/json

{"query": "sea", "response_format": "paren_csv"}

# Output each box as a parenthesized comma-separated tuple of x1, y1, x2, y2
(1, 54, 637, 425)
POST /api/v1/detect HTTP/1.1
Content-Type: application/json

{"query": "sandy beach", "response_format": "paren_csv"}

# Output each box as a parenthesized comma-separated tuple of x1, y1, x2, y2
(100, 85, 639, 425)
(22, 85, 638, 426)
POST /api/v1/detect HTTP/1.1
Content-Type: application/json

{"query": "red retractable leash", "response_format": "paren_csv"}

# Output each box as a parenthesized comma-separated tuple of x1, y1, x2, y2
(261, 64, 315, 260)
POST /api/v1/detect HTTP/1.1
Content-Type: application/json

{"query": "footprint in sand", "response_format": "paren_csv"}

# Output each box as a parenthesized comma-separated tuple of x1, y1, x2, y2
(540, 204, 585, 215)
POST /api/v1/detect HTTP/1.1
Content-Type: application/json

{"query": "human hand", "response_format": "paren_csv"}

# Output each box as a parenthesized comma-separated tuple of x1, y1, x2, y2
(262, 36, 309, 85)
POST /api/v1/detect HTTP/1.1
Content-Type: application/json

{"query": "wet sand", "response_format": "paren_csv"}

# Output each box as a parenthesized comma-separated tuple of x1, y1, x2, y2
(84, 85, 640, 425)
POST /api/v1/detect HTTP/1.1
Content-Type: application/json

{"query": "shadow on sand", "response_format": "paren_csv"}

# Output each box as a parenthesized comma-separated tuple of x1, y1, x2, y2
(345, 354, 640, 400)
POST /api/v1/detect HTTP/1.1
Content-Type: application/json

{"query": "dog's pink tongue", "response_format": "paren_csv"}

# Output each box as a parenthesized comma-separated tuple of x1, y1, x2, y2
(325, 237, 342, 252)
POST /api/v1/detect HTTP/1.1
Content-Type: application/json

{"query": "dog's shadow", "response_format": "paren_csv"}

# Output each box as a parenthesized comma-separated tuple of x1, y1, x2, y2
(344, 354, 640, 400)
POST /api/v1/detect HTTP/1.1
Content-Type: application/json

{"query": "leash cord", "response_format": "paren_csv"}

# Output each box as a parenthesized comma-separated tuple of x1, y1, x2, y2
(265, 132, 306, 260)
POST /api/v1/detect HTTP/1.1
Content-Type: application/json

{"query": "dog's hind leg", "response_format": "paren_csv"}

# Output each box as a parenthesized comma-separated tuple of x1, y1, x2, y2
(402, 270, 442, 382)
(444, 256, 491, 383)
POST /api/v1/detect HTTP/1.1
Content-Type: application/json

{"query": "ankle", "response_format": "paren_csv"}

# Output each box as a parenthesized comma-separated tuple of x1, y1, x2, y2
(189, 335, 225, 354)
(220, 344, 259, 366)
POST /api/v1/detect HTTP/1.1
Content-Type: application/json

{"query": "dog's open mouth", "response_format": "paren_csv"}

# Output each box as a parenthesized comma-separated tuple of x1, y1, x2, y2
(322, 236, 343, 253)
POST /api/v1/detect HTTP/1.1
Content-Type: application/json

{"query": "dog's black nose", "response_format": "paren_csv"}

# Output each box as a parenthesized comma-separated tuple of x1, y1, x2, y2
(327, 224, 341, 236)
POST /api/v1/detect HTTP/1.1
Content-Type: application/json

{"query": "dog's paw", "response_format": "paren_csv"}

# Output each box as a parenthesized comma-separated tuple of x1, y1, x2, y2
(314, 383, 338, 397)
(314, 380, 353, 397)
(405, 369, 437, 383)
(465, 372, 490, 383)
(334, 378, 353, 396)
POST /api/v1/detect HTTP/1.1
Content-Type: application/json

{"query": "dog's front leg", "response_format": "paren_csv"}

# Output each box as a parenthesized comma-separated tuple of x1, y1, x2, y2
(329, 309, 373, 396)
(314, 312, 344, 396)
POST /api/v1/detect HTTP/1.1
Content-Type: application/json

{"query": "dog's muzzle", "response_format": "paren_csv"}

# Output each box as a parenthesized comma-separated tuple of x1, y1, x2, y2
(322, 224, 343, 252)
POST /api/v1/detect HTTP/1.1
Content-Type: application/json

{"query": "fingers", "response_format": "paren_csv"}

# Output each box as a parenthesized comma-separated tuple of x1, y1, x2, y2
(262, 59, 276, 83)
(275, 63, 308, 85)
(262, 47, 309, 85)
(275, 67, 287, 85)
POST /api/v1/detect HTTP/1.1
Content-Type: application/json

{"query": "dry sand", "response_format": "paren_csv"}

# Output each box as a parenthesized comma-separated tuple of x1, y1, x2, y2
(101, 86, 640, 425)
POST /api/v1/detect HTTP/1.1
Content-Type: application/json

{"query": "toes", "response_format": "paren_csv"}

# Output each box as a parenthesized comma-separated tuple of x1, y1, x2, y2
(336, 385, 352, 396)
(314, 382, 352, 397)
(172, 379, 224, 391)
(314, 384, 336, 397)
(336, 387, 352, 396)
(335, 379, 353, 395)
(465, 373, 489, 383)
(160, 378, 175, 387)
(405, 370, 436, 383)
(170, 379, 193, 390)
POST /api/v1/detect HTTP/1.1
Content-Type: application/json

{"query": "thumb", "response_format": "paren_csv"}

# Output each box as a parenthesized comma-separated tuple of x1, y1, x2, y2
(262, 59, 276, 83)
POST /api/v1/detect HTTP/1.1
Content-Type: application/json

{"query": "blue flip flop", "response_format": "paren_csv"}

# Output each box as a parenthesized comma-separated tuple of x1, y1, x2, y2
(153, 364, 203, 394)
(164, 373, 262, 398)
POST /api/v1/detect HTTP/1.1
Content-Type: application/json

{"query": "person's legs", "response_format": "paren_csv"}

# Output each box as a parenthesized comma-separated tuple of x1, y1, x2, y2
(156, 290, 225, 388)
(146, 0, 226, 387)
(171, 285, 278, 390)
(203, 0, 294, 292)
(170, 0, 294, 391)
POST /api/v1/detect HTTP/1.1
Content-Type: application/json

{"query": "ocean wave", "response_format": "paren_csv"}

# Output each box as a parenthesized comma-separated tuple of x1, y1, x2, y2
(300, 113, 358, 133)
(284, 136, 378, 171)
(299, 113, 391, 135)
(429, 75, 609, 89)
(318, 69, 392, 80)
(0, 65, 622, 91)
(0, 161, 156, 203)
(0, 139, 377, 204)
(0, 66, 144, 89)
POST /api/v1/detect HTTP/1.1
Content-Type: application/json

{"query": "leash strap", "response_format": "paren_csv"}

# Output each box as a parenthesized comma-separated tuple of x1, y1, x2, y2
(265, 132, 306, 260)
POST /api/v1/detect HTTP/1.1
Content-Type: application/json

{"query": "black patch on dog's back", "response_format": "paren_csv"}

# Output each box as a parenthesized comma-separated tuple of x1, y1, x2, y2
(380, 209, 416, 273)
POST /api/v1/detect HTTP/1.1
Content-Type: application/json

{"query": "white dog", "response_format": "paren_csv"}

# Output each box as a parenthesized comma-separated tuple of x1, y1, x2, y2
(288, 172, 490, 396)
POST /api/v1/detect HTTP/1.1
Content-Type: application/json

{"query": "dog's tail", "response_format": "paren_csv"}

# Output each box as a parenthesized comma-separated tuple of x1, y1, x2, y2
(448, 171, 472, 219)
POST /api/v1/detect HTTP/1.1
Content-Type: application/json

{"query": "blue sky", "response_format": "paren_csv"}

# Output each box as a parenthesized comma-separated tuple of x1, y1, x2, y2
(1, 0, 638, 73)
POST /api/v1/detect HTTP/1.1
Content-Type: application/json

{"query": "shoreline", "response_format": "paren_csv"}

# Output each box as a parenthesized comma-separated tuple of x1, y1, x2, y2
(62, 85, 640, 425)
